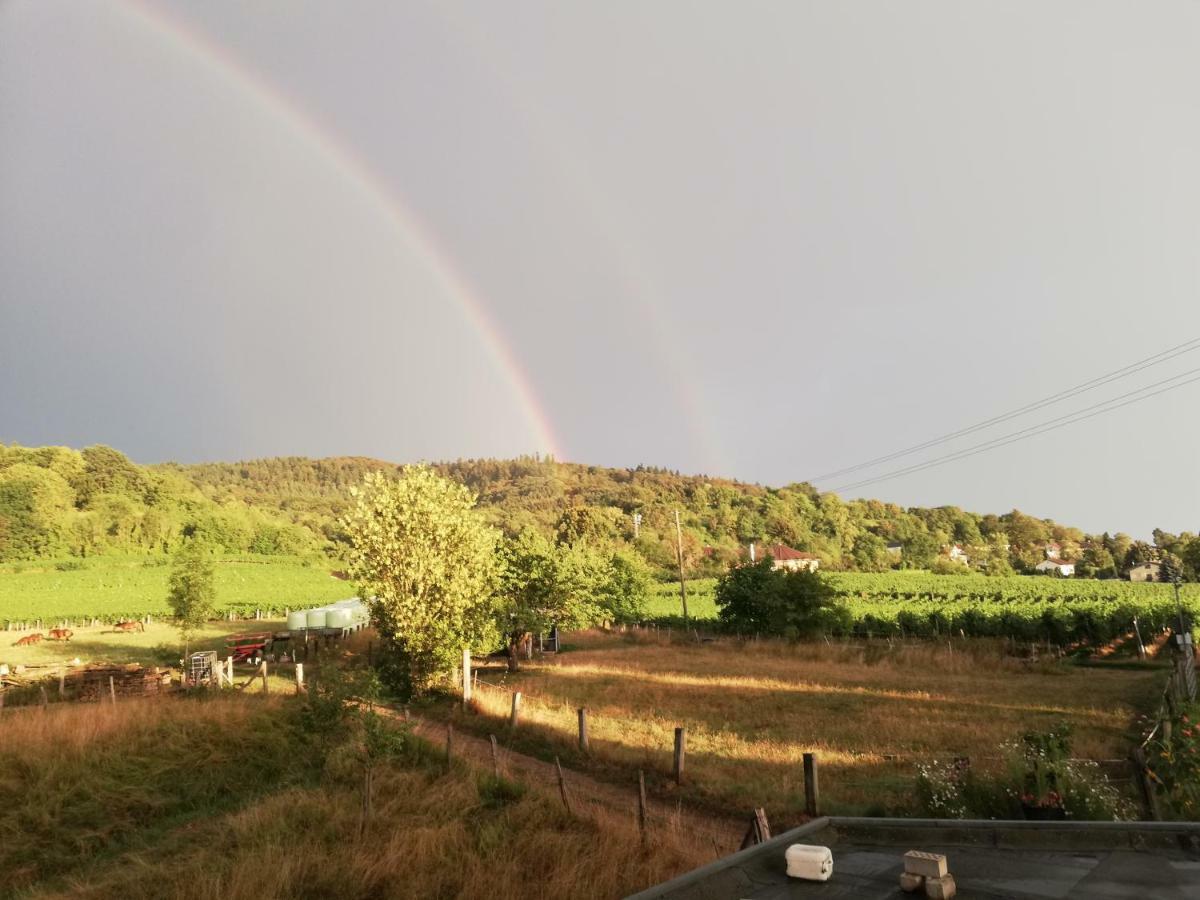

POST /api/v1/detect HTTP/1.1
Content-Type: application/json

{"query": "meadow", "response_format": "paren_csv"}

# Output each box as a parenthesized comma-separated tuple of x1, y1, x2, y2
(453, 629, 1160, 823)
(0, 555, 351, 624)
(0, 693, 705, 899)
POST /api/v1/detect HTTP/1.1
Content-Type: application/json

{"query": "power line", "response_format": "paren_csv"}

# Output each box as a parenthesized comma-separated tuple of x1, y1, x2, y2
(829, 367, 1200, 494)
(809, 336, 1200, 483)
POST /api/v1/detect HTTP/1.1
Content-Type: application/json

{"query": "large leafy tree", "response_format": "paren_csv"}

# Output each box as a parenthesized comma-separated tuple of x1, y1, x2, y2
(341, 467, 499, 691)
(167, 539, 216, 655)
(715, 557, 836, 638)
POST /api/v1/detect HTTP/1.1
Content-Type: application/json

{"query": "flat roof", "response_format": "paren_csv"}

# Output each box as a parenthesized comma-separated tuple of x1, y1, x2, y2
(627, 817, 1200, 899)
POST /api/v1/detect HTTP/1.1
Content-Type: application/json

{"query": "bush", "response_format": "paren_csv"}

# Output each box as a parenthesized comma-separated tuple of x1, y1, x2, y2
(715, 558, 836, 638)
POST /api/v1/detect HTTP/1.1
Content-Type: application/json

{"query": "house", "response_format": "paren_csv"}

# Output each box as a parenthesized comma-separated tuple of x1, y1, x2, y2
(1043, 542, 1062, 559)
(886, 541, 903, 556)
(947, 544, 970, 565)
(748, 543, 820, 572)
(1129, 562, 1162, 583)
(1035, 558, 1075, 577)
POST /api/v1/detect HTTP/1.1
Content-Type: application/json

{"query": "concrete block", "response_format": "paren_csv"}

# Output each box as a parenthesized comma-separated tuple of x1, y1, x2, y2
(924, 874, 956, 899)
(905, 850, 948, 878)
(899, 871, 925, 893)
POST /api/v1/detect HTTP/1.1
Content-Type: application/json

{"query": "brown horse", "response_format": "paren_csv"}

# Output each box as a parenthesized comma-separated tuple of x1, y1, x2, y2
(114, 620, 145, 633)
(48, 628, 74, 642)
(14, 633, 44, 647)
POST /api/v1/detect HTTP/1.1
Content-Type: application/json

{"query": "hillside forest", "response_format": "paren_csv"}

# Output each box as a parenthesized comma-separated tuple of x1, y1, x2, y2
(2, 443, 1196, 582)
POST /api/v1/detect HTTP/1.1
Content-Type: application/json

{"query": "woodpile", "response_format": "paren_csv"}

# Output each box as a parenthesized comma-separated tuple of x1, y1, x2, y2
(71, 664, 171, 701)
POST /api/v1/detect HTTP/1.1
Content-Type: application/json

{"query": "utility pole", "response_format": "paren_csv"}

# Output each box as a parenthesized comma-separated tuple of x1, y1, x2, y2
(674, 509, 689, 627)
(632, 512, 642, 540)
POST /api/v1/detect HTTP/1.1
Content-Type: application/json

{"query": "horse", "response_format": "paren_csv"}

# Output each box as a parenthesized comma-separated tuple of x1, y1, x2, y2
(113, 620, 145, 633)
(14, 633, 44, 647)
(48, 628, 74, 642)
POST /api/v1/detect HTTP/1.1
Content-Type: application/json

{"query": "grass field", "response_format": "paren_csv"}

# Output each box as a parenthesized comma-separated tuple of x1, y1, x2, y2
(0, 555, 351, 623)
(0, 689, 706, 898)
(453, 629, 1160, 824)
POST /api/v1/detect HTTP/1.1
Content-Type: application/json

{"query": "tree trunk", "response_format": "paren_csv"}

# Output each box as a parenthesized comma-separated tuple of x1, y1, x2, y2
(507, 631, 523, 672)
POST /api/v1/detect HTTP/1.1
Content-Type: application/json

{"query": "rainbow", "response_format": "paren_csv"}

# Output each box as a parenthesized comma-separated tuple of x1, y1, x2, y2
(119, 0, 563, 459)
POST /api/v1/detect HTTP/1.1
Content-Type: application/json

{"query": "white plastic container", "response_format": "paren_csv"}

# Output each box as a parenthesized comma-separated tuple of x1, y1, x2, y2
(785, 844, 833, 881)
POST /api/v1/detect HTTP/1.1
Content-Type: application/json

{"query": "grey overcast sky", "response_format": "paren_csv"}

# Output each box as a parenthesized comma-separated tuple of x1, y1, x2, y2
(2, 0, 1198, 537)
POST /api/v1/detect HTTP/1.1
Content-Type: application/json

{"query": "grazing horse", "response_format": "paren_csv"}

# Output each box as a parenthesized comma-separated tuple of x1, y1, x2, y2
(14, 633, 44, 647)
(48, 628, 74, 642)
(114, 620, 145, 633)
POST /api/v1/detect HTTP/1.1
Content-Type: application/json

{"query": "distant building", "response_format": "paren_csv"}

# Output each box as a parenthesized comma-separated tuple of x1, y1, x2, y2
(1043, 542, 1062, 559)
(1129, 562, 1162, 583)
(749, 543, 820, 572)
(886, 541, 903, 556)
(947, 544, 970, 565)
(1035, 559, 1075, 577)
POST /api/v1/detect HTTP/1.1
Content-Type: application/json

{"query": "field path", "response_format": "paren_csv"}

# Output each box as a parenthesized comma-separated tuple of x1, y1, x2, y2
(401, 709, 749, 858)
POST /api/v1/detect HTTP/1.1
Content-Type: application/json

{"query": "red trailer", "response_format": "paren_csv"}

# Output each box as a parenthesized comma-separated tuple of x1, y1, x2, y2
(225, 632, 272, 663)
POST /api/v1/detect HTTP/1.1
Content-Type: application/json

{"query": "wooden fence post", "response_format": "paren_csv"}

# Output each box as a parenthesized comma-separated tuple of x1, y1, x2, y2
(673, 727, 686, 784)
(1131, 746, 1161, 821)
(58, 669, 66, 699)
(637, 770, 649, 839)
(510, 692, 521, 729)
(462, 648, 472, 706)
(555, 756, 572, 813)
(295, 663, 305, 695)
(109, 675, 117, 705)
(490, 734, 501, 778)
(261, 661, 269, 694)
(578, 708, 590, 753)
(39, 685, 48, 710)
(740, 808, 772, 849)
(803, 752, 820, 817)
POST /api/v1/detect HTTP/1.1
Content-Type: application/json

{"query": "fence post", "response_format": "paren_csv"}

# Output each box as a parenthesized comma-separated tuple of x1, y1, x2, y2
(555, 756, 572, 813)
(673, 727, 686, 785)
(226, 656, 234, 686)
(1131, 746, 1161, 821)
(295, 663, 305, 695)
(510, 692, 521, 729)
(490, 734, 501, 778)
(58, 668, 66, 699)
(39, 685, 48, 710)
(109, 675, 116, 705)
(578, 708, 590, 753)
(637, 770, 649, 839)
(261, 661, 269, 695)
(803, 752, 820, 817)
(462, 648, 472, 707)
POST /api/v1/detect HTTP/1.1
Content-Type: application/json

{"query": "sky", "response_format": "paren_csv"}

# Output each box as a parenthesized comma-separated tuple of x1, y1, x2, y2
(2, 0, 1198, 538)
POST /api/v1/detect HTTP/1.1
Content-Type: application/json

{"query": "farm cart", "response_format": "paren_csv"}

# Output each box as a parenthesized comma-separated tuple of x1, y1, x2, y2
(225, 633, 272, 664)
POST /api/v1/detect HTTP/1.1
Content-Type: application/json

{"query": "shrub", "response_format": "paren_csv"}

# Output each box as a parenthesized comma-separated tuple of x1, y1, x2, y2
(715, 558, 836, 638)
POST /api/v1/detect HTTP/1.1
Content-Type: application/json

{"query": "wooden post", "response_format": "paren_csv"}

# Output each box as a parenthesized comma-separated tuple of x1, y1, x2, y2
(803, 752, 820, 817)
(58, 668, 66, 699)
(673, 727, 686, 785)
(295, 663, 305, 695)
(261, 661, 269, 694)
(490, 734, 501, 778)
(0, 691, 5, 716)
(462, 648, 472, 706)
(739, 808, 772, 849)
(109, 675, 117, 705)
(39, 684, 49, 710)
(674, 510, 689, 627)
(578, 708, 590, 753)
(637, 770, 649, 839)
(1132, 746, 1161, 821)
(226, 656, 234, 686)
(510, 691, 521, 729)
(555, 755, 572, 813)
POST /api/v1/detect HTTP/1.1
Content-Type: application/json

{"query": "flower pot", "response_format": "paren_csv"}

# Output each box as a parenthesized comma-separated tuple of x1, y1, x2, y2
(1021, 803, 1066, 821)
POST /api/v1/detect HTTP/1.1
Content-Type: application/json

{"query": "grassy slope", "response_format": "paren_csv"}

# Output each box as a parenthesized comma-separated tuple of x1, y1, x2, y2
(0, 555, 351, 622)
(451, 630, 1159, 822)
(1, 694, 705, 900)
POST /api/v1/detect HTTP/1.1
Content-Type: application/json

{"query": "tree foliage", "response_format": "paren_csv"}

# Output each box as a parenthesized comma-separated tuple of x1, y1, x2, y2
(341, 467, 499, 690)
(715, 557, 837, 638)
(166, 539, 216, 652)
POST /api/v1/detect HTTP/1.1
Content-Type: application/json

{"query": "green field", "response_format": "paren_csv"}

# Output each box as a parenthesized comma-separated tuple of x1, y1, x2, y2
(646, 571, 1200, 643)
(0, 555, 352, 623)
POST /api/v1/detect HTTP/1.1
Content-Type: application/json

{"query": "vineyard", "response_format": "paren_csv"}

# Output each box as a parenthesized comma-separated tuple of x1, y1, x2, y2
(648, 572, 1200, 644)
(0, 555, 350, 624)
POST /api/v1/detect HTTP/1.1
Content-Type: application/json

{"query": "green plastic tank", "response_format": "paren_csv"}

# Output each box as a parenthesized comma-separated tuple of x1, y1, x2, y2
(287, 611, 309, 631)
(305, 609, 328, 629)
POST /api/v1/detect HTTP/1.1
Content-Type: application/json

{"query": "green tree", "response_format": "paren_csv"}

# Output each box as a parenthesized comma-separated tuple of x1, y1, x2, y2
(714, 557, 836, 638)
(341, 467, 499, 691)
(166, 540, 216, 655)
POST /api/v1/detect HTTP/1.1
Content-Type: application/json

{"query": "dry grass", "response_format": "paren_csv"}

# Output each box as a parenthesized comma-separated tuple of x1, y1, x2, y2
(1, 690, 706, 899)
(455, 630, 1160, 820)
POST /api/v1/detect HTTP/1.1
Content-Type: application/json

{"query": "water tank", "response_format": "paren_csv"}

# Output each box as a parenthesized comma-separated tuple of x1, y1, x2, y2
(287, 611, 309, 631)
(327, 608, 352, 630)
(306, 609, 328, 629)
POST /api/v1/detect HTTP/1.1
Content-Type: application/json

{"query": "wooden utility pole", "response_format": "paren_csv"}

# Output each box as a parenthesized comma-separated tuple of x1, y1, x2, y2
(674, 510, 689, 627)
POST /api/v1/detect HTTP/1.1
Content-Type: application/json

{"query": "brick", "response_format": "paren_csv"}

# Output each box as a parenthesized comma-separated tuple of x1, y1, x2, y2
(924, 874, 957, 900)
(899, 871, 925, 893)
(904, 850, 948, 878)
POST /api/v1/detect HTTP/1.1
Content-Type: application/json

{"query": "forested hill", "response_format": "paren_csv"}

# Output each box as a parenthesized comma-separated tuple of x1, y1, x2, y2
(3, 444, 1191, 577)
(158, 454, 1194, 580)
